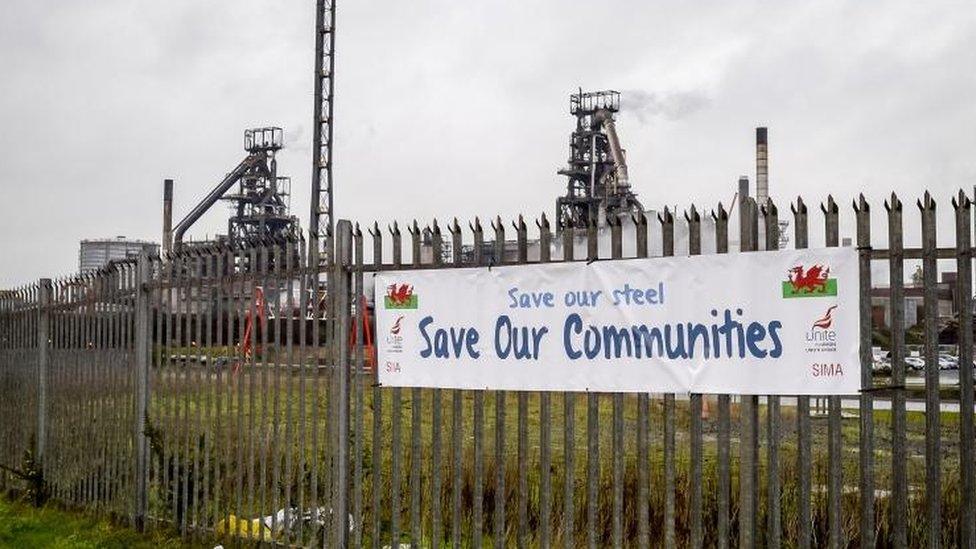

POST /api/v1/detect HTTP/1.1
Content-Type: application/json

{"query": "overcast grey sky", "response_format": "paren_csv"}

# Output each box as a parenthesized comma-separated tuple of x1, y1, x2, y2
(1, 1, 974, 285)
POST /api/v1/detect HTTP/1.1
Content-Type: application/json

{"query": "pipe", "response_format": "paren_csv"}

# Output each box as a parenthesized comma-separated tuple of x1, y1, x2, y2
(756, 127, 768, 206)
(595, 109, 630, 189)
(172, 153, 267, 248)
(162, 179, 173, 255)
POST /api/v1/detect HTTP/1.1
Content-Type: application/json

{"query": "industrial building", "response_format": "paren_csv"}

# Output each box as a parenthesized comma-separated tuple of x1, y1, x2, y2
(871, 272, 962, 330)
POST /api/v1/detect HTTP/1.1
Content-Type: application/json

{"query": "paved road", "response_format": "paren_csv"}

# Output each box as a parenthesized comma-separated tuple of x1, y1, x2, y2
(681, 394, 976, 414)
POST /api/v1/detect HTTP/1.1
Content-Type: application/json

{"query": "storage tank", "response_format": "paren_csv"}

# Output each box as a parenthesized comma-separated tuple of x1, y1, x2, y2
(79, 237, 159, 272)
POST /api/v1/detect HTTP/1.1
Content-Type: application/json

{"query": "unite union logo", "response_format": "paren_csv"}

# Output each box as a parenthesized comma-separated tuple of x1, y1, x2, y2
(811, 304, 837, 330)
(390, 315, 404, 335)
(782, 264, 837, 298)
(387, 315, 405, 353)
(385, 283, 418, 309)
(805, 304, 839, 354)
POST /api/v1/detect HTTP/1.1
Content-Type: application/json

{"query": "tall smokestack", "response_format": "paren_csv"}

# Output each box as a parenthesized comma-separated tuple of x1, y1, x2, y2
(756, 127, 768, 206)
(162, 179, 173, 255)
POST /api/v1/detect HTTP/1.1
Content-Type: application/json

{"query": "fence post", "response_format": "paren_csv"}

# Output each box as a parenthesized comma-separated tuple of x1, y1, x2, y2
(739, 197, 759, 549)
(712, 203, 731, 549)
(885, 193, 908, 548)
(36, 279, 51, 465)
(133, 252, 151, 531)
(954, 190, 975, 548)
(659, 207, 676, 549)
(792, 197, 812, 548)
(332, 220, 353, 549)
(919, 192, 940, 548)
(763, 201, 781, 549)
(855, 195, 875, 548)
(823, 196, 842, 549)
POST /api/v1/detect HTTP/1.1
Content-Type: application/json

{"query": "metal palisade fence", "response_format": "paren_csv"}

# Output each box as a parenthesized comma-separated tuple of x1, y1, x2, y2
(1, 190, 975, 548)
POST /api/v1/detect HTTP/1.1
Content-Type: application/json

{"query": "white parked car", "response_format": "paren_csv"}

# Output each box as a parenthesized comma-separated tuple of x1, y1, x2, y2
(904, 357, 925, 371)
(938, 354, 958, 370)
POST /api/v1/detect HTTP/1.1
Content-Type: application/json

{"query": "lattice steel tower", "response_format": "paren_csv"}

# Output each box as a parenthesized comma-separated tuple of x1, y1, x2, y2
(556, 90, 643, 228)
(309, 0, 337, 268)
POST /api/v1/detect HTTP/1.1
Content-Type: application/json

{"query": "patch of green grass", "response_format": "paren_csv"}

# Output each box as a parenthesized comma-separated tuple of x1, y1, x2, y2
(0, 498, 192, 549)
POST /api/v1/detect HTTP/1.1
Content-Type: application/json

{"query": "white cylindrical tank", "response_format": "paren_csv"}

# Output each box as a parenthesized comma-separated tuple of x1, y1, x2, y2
(79, 237, 159, 272)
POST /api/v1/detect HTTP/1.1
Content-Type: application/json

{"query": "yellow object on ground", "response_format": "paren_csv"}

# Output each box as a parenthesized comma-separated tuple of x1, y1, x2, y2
(214, 514, 272, 541)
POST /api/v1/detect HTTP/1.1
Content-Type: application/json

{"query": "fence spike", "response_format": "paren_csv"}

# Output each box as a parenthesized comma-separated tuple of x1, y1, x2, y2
(791, 196, 807, 216)
(918, 191, 936, 211)
(953, 188, 971, 210)
(885, 192, 902, 212)
(535, 212, 550, 230)
(712, 202, 728, 222)
(631, 210, 646, 227)
(658, 206, 673, 225)
(512, 214, 526, 232)
(820, 194, 838, 215)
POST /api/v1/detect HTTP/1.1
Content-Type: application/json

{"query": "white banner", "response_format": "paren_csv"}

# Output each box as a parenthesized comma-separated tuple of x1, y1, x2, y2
(375, 247, 860, 395)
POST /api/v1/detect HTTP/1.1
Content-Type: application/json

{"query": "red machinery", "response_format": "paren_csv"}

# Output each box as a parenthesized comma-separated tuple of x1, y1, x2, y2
(235, 286, 267, 374)
(349, 294, 376, 372)
(235, 288, 374, 374)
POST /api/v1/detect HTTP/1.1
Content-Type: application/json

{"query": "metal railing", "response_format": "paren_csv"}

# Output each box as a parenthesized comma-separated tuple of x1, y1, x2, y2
(1, 189, 975, 548)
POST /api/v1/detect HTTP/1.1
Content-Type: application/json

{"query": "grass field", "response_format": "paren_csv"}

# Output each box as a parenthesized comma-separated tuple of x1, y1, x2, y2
(0, 497, 192, 549)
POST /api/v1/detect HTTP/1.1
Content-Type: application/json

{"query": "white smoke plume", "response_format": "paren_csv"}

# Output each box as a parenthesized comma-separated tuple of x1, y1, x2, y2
(284, 124, 310, 152)
(620, 89, 710, 124)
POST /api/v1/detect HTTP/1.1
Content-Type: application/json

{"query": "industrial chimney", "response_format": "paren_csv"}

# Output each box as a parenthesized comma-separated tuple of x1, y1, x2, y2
(756, 127, 768, 206)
